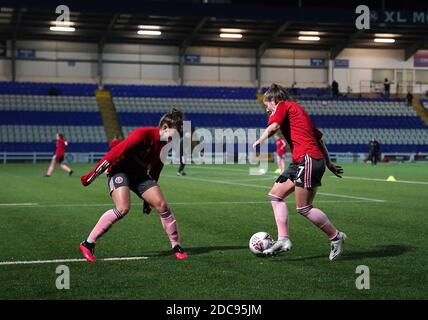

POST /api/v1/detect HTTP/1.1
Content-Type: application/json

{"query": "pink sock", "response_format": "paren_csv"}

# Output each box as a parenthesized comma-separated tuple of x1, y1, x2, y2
(279, 158, 285, 171)
(160, 209, 180, 248)
(298, 206, 338, 240)
(268, 194, 289, 238)
(87, 208, 123, 243)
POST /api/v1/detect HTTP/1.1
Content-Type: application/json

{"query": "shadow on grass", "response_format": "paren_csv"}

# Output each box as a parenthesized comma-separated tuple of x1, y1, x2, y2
(271, 244, 411, 262)
(147, 245, 247, 257)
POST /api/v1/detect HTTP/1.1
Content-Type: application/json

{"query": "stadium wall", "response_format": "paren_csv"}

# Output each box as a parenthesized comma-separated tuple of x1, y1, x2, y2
(2, 40, 428, 93)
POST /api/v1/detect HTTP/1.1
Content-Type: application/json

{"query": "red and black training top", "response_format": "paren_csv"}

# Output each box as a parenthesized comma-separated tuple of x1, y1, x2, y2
(275, 139, 286, 156)
(109, 138, 121, 150)
(267, 101, 324, 163)
(82, 127, 166, 185)
(55, 138, 67, 157)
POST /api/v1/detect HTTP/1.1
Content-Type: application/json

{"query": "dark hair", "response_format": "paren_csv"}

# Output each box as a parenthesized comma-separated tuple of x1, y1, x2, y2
(263, 83, 290, 104)
(57, 133, 64, 139)
(159, 108, 183, 132)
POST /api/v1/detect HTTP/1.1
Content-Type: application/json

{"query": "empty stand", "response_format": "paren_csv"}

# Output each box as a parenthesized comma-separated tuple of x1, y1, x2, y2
(0, 83, 107, 153)
(1, 82, 427, 155)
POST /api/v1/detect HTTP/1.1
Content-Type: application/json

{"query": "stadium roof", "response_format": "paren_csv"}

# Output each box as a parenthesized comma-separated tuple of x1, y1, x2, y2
(1, 0, 428, 60)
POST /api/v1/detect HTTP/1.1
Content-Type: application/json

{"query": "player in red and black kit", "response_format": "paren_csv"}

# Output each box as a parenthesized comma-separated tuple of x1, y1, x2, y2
(44, 133, 73, 177)
(79, 109, 188, 262)
(274, 133, 286, 174)
(253, 84, 346, 260)
(109, 134, 122, 150)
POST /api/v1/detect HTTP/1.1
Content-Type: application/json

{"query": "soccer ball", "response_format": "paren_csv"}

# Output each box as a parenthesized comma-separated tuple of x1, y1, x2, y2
(249, 232, 274, 255)
(258, 168, 267, 175)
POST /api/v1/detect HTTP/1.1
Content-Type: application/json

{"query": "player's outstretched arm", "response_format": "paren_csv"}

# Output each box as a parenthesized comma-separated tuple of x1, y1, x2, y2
(81, 159, 110, 186)
(81, 129, 144, 186)
(318, 139, 344, 178)
(253, 122, 280, 149)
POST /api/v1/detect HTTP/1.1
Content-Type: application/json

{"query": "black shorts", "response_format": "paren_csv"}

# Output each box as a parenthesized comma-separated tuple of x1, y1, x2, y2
(107, 172, 157, 198)
(276, 155, 325, 188)
(55, 156, 64, 164)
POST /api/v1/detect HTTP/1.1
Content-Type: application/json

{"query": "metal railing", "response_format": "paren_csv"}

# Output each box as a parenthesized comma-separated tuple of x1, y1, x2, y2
(0, 152, 106, 164)
(0, 151, 427, 164)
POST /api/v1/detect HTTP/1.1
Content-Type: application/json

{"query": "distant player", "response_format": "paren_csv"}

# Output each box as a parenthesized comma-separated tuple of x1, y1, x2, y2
(109, 134, 122, 150)
(79, 108, 188, 262)
(177, 124, 197, 176)
(176, 124, 187, 176)
(274, 133, 286, 175)
(44, 133, 73, 177)
(367, 138, 380, 165)
(253, 83, 346, 260)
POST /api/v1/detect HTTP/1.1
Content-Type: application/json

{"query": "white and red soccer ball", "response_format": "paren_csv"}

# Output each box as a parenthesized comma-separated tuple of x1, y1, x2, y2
(249, 232, 274, 255)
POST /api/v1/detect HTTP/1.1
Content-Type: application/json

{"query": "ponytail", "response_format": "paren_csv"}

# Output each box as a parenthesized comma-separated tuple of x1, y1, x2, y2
(159, 108, 184, 133)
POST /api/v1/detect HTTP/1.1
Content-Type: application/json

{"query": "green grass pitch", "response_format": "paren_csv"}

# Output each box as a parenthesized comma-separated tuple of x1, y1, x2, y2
(0, 162, 427, 299)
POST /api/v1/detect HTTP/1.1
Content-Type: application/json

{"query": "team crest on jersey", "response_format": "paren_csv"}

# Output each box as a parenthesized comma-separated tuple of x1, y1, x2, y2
(114, 176, 124, 184)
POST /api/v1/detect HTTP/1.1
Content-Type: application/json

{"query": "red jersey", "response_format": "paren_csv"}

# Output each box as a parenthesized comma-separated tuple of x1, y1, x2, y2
(275, 139, 286, 156)
(109, 138, 121, 149)
(55, 138, 67, 157)
(82, 127, 166, 185)
(268, 101, 324, 163)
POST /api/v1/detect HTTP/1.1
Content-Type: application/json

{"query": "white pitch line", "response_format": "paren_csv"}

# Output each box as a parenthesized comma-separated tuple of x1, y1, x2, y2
(167, 175, 269, 189)
(0, 203, 39, 206)
(0, 256, 149, 266)
(317, 192, 386, 203)
(229, 176, 277, 182)
(187, 166, 252, 173)
(331, 175, 428, 185)
(171, 175, 386, 203)
(0, 203, 114, 208)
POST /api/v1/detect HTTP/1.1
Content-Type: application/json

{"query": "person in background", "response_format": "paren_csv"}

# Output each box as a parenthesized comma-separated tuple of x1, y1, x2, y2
(345, 85, 352, 97)
(176, 115, 198, 176)
(406, 91, 413, 107)
(44, 133, 73, 177)
(290, 81, 298, 96)
(367, 138, 381, 165)
(109, 134, 122, 150)
(177, 128, 191, 176)
(274, 133, 287, 175)
(332, 80, 339, 97)
(384, 78, 391, 98)
(48, 86, 58, 96)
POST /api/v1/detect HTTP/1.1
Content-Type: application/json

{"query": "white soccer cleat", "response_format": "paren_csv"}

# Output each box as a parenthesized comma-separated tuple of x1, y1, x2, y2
(263, 238, 292, 255)
(329, 232, 347, 261)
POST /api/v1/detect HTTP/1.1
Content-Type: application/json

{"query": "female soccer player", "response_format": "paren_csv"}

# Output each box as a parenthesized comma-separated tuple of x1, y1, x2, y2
(274, 133, 286, 175)
(79, 108, 188, 262)
(253, 84, 346, 261)
(44, 133, 73, 177)
(109, 134, 122, 150)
